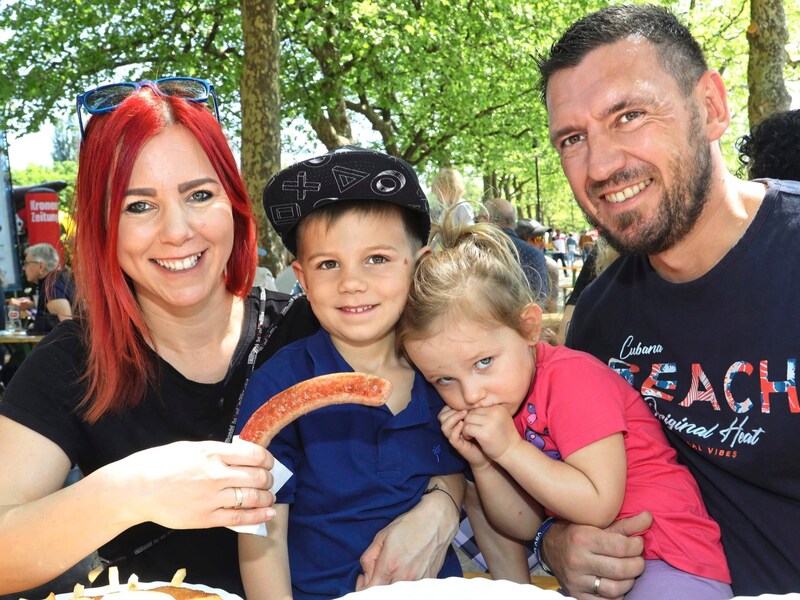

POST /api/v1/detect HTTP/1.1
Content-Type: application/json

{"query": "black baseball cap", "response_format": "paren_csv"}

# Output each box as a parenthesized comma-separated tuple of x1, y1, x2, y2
(517, 218, 552, 238)
(263, 146, 431, 255)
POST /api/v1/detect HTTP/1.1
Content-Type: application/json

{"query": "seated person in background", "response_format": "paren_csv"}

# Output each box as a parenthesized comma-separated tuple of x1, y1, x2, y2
(517, 218, 559, 314)
(483, 198, 549, 307)
(736, 108, 800, 181)
(236, 147, 466, 600)
(9, 242, 74, 333)
(556, 237, 619, 345)
(399, 215, 732, 600)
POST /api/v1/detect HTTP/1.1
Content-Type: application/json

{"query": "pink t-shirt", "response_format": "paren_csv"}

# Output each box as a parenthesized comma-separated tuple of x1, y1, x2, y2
(513, 343, 730, 583)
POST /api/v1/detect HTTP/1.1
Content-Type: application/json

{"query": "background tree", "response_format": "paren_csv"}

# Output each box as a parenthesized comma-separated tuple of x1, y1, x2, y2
(10, 162, 77, 214)
(51, 117, 80, 163)
(1, 0, 797, 241)
(240, 0, 284, 267)
(746, 0, 792, 126)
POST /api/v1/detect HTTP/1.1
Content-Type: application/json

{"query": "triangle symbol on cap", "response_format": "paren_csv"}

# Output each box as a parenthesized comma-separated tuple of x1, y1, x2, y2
(332, 166, 370, 193)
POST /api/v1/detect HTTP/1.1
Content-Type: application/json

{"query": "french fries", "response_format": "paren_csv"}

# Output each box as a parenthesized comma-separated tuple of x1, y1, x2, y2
(35, 567, 216, 600)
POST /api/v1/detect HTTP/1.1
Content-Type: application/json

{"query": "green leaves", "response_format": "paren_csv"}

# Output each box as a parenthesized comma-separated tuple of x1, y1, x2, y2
(2, 0, 796, 229)
(0, 0, 242, 132)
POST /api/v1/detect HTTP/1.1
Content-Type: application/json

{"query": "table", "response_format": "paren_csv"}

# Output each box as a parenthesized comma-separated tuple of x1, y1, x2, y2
(564, 264, 582, 285)
(559, 283, 574, 306)
(464, 571, 560, 590)
(0, 331, 44, 344)
(0, 331, 45, 376)
(339, 575, 566, 598)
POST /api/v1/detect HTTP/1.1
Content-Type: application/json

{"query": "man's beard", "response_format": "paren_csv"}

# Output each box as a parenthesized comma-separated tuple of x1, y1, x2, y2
(583, 108, 713, 256)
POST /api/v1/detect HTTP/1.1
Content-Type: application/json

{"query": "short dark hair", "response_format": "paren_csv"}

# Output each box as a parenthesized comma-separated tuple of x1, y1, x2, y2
(736, 109, 800, 180)
(536, 4, 708, 102)
(295, 200, 428, 258)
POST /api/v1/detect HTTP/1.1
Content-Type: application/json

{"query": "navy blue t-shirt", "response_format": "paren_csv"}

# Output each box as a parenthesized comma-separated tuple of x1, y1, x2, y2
(567, 180, 800, 595)
(236, 328, 465, 599)
(34, 268, 76, 333)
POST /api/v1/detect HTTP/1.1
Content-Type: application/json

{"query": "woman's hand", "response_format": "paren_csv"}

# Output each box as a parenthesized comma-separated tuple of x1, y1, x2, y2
(542, 512, 652, 599)
(0, 420, 278, 593)
(108, 440, 278, 530)
(438, 406, 491, 469)
(356, 476, 463, 590)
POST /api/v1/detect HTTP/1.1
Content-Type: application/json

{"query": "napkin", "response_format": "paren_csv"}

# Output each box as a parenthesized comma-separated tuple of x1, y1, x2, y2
(226, 435, 293, 536)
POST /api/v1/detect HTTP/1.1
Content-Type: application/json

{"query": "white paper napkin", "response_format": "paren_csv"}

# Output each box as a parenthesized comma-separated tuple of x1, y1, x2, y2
(226, 435, 293, 536)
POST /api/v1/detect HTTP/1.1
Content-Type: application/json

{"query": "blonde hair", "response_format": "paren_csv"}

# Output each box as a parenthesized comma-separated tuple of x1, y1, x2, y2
(430, 167, 465, 205)
(398, 207, 535, 348)
(594, 236, 620, 276)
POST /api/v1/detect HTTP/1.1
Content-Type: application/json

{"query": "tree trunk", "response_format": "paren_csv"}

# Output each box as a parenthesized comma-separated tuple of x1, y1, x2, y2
(746, 0, 791, 127)
(240, 0, 285, 273)
(483, 172, 499, 201)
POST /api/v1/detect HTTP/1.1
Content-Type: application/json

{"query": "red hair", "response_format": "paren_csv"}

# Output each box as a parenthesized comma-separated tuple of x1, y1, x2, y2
(73, 90, 257, 423)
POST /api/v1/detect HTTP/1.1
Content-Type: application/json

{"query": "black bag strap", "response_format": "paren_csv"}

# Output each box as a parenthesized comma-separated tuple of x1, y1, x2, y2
(225, 288, 297, 441)
(102, 288, 294, 567)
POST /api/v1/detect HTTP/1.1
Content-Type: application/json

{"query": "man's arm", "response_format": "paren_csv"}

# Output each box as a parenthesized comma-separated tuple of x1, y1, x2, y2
(540, 512, 652, 600)
(45, 298, 73, 321)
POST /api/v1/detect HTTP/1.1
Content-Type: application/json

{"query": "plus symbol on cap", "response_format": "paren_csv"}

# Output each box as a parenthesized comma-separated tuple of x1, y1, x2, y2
(282, 171, 321, 201)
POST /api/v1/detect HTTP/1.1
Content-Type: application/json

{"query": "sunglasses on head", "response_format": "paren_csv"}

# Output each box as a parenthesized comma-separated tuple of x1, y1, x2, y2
(76, 76, 220, 142)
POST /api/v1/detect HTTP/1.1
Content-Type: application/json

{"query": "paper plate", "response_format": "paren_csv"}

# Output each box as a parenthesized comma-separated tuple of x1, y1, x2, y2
(336, 577, 566, 599)
(49, 581, 242, 600)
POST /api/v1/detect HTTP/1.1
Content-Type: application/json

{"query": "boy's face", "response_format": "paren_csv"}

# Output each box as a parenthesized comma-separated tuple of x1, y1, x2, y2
(293, 209, 426, 350)
(404, 308, 540, 415)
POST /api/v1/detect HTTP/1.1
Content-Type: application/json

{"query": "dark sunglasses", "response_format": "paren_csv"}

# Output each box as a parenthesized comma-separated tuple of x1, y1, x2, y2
(76, 76, 220, 142)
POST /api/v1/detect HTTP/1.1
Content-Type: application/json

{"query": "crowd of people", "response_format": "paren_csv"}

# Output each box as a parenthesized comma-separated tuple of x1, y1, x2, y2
(1, 3, 798, 600)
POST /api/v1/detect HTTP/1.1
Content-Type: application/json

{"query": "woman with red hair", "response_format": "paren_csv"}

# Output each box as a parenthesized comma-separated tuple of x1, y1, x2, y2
(0, 79, 479, 598)
(0, 80, 319, 595)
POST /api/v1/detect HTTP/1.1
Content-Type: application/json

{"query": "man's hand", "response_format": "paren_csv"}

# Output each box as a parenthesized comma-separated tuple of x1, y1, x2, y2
(543, 512, 653, 599)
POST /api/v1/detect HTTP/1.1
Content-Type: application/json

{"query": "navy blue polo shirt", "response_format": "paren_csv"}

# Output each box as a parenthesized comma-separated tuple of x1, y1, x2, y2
(236, 328, 465, 599)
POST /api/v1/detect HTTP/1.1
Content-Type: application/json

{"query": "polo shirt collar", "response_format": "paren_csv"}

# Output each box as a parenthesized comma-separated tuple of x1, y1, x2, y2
(304, 328, 433, 428)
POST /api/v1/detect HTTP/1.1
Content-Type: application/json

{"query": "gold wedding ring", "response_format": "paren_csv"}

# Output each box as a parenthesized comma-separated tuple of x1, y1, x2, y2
(233, 486, 244, 509)
(592, 576, 602, 596)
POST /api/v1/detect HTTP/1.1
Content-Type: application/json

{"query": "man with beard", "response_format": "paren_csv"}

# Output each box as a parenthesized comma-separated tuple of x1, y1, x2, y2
(532, 4, 800, 599)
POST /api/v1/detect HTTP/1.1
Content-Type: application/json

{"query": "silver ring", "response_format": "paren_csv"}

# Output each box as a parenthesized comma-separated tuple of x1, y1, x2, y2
(233, 486, 244, 510)
(592, 576, 602, 597)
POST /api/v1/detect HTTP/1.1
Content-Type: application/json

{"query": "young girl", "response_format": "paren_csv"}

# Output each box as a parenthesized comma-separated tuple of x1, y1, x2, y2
(397, 216, 732, 599)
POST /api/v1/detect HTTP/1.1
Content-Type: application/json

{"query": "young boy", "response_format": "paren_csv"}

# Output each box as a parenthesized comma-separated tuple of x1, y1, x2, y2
(235, 147, 466, 600)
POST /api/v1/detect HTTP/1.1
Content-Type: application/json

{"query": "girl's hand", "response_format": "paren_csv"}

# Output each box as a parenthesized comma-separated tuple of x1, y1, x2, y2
(438, 406, 491, 469)
(107, 440, 278, 530)
(461, 406, 522, 463)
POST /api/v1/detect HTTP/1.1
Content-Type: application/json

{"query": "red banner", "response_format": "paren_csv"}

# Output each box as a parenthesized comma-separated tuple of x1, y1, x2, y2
(24, 190, 61, 258)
